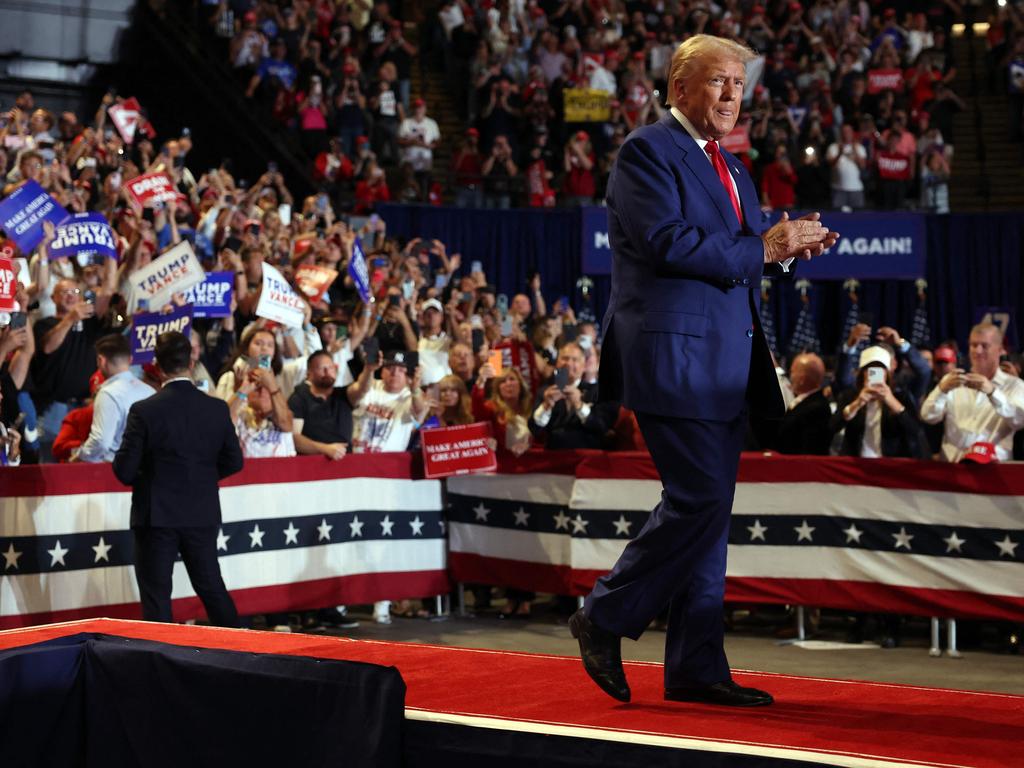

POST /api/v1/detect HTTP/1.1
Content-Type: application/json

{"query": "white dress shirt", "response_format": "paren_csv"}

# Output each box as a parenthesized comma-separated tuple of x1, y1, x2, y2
(920, 369, 1024, 462)
(76, 370, 156, 463)
(533, 378, 592, 427)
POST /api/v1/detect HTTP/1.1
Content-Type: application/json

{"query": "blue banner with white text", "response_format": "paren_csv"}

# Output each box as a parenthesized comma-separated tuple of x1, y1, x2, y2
(0, 181, 70, 255)
(181, 271, 233, 318)
(579, 207, 926, 280)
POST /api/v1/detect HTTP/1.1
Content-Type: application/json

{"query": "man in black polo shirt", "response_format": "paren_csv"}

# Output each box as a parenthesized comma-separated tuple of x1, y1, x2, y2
(32, 278, 106, 459)
(290, 349, 379, 459)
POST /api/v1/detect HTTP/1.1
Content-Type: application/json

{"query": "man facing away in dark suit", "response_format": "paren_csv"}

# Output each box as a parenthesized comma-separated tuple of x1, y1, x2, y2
(114, 331, 244, 627)
(569, 35, 839, 708)
(774, 353, 833, 456)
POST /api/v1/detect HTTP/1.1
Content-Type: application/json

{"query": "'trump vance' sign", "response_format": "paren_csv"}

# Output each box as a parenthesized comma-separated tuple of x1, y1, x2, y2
(130, 304, 194, 364)
(127, 241, 206, 312)
(49, 213, 118, 264)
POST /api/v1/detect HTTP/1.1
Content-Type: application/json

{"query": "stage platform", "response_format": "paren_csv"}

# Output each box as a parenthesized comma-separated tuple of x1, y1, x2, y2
(1, 619, 1019, 768)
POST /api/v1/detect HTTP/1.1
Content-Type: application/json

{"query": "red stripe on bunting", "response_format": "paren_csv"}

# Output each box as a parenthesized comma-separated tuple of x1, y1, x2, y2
(569, 451, 1024, 496)
(0, 453, 421, 498)
(0, 570, 451, 630)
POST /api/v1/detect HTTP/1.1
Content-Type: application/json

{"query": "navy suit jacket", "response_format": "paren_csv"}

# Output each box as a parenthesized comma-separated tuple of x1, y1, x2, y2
(600, 112, 787, 421)
(113, 380, 243, 528)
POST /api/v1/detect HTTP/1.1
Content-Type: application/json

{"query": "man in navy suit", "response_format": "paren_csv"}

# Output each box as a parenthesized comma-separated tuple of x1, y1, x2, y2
(114, 331, 244, 627)
(569, 35, 839, 707)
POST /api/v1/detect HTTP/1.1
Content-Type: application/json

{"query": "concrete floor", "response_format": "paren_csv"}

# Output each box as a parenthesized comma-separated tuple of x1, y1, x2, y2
(299, 599, 1024, 696)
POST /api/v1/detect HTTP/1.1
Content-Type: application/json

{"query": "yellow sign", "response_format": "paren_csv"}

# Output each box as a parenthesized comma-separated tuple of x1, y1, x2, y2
(563, 89, 611, 123)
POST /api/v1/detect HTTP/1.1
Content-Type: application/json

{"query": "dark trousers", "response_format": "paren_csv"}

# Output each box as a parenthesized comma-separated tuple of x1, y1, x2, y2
(133, 526, 239, 627)
(584, 410, 746, 688)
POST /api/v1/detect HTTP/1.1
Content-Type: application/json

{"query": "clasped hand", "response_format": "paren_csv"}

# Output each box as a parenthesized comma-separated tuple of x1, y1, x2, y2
(762, 212, 840, 264)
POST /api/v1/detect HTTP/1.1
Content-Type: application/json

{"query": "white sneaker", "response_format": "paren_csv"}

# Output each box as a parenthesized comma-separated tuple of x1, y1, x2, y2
(373, 600, 392, 624)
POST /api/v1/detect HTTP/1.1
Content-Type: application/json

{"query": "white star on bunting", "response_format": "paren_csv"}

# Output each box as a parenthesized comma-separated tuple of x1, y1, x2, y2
(794, 520, 816, 543)
(473, 503, 491, 522)
(317, 518, 333, 541)
(92, 536, 112, 563)
(283, 522, 300, 545)
(747, 519, 768, 541)
(438, 519, 447, 534)
(216, 528, 231, 552)
(944, 531, 966, 554)
(381, 515, 395, 536)
(513, 507, 530, 527)
(553, 510, 571, 531)
(613, 515, 632, 536)
(249, 524, 265, 548)
(349, 516, 364, 538)
(48, 540, 69, 567)
(410, 516, 425, 536)
(3, 542, 22, 570)
(570, 514, 589, 534)
(892, 526, 914, 551)
(995, 535, 1019, 558)
(843, 524, 863, 544)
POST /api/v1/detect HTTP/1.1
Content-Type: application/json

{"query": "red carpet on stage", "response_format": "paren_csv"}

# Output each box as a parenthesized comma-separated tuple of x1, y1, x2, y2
(1, 619, 1020, 768)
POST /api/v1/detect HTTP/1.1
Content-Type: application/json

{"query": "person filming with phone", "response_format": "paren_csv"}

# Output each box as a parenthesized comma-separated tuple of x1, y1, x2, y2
(529, 341, 616, 450)
(920, 323, 1024, 463)
(830, 345, 929, 459)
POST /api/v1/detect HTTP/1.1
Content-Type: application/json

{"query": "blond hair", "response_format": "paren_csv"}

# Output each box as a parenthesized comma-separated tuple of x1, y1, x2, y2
(667, 34, 757, 106)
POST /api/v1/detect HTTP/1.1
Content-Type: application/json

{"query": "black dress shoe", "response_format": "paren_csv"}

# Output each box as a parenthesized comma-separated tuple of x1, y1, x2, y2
(569, 609, 631, 702)
(665, 680, 773, 707)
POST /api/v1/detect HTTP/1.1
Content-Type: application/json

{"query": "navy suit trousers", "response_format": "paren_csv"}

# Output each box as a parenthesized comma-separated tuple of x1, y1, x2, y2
(584, 410, 746, 688)
(133, 526, 240, 628)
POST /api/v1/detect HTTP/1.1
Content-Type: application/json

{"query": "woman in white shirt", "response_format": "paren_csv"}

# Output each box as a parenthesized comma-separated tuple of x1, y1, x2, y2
(228, 365, 295, 458)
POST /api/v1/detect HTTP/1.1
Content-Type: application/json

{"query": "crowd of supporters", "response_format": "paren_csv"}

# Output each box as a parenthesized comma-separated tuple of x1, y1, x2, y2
(0, 81, 1021, 471)
(183, 0, 1024, 213)
(2, 7, 1024, 633)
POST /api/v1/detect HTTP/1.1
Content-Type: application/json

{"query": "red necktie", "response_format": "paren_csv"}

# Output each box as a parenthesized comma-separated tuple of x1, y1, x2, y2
(706, 140, 742, 226)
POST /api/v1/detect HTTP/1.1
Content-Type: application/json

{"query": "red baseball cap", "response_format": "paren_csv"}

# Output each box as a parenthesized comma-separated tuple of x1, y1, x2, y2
(355, 135, 369, 145)
(961, 441, 997, 464)
(466, 127, 479, 137)
(933, 347, 957, 364)
(413, 97, 425, 108)
(575, 130, 589, 141)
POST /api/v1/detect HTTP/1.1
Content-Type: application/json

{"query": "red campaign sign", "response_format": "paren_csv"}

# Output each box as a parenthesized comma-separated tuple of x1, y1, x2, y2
(0, 256, 16, 312)
(294, 264, 338, 303)
(421, 421, 497, 479)
(107, 97, 155, 145)
(720, 124, 752, 155)
(125, 172, 177, 208)
(867, 68, 905, 94)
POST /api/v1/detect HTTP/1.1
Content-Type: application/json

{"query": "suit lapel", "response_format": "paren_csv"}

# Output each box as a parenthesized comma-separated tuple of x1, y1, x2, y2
(660, 113, 741, 231)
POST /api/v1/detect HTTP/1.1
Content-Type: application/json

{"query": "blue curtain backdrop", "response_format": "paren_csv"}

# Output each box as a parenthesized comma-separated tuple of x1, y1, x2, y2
(378, 205, 1024, 358)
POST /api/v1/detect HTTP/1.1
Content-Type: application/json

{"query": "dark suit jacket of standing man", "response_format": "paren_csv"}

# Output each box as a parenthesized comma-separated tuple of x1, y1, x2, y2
(114, 379, 244, 624)
(586, 108, 789, 690)
(774, 390, 833, 455)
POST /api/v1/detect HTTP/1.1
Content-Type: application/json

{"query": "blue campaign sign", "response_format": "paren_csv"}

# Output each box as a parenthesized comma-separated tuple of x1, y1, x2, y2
(768, 211, 926, 280)
(349, 238, 373, 304)
(181, 271, 233, 318)
(49, 212, 118, 265)
(581, 206, 612, 275)
(130, 304, 194, 364)
(0, 180, 70, 254)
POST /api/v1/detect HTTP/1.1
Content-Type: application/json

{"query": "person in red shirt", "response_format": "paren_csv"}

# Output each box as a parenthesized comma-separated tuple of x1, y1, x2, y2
(313, 138, 354, 185)
(760, 145, 798, 210)
(563, 130, 596, 206)
(525, 142, 556, 207)
(471, 366, 532, 457)
(353, 161, 392, 213)
(875, 131, 912, 209)
(452, 128, 484, 208)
